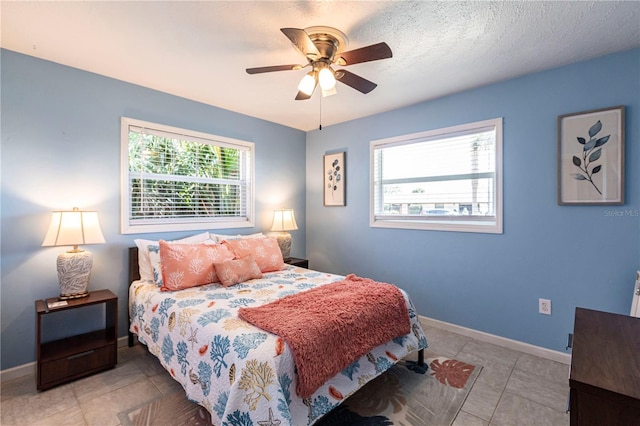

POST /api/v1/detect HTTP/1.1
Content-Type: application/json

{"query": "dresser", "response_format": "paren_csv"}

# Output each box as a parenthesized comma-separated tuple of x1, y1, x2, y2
(569, 307, 640, 425)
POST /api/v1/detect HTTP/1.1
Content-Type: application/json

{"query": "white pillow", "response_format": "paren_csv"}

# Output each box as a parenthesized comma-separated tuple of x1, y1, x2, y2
(210, 232, 265, 242)
(134, 232, 210, 282)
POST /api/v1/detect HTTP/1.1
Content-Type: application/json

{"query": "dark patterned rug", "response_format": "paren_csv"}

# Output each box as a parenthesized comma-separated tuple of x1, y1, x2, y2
(119, 354, 480, 426)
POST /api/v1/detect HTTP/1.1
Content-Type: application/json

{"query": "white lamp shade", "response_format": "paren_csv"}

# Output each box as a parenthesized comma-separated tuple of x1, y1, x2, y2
(42, 209, 106, 247)
(270, 209, 298, 232)
(322, 85, 337, 97)
(298, 73, 316, 96)
(318, 67, 336, 90)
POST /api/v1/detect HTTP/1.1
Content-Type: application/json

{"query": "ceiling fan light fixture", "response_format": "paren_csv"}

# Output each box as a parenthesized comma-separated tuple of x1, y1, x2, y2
(298, 72, 316, 96)
(321, 85, 337, 97)
(248, 27, 392, 100)
(318, 67, 336, 90)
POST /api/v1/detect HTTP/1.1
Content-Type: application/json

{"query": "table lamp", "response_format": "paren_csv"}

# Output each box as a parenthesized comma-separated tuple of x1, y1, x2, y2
(42, 208, 105, 299)
(270, 208, 298, 260)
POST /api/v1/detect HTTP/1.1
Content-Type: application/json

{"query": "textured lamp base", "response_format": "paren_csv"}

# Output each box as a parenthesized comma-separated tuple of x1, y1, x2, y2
(57, 250, 93, 299)
(274, 232, 292, 260)
(59, 291, 90, 300)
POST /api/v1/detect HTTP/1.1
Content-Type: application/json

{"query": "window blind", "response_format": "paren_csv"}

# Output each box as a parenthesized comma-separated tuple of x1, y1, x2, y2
(121, 117, 254, 233)
(370, 118, 502, 233)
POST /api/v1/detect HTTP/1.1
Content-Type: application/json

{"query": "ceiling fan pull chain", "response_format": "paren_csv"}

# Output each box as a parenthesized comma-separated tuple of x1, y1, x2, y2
(319, 95, 323, 131)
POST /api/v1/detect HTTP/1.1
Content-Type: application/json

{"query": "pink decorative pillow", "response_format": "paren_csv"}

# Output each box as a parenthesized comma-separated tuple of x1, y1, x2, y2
(134, 232, 210, 282)
(214, 255, 263, 287)
(159, 241, 234, 291)
(223, 237, 285, 272)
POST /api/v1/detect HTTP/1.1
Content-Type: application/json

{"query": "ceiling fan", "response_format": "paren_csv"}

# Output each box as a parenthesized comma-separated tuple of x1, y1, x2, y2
(246, 26, 392, 100)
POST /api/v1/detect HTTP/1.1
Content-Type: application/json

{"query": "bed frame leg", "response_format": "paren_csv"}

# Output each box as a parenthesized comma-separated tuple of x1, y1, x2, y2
(128, 331, 134, 347)
(406, 348, 428, 374)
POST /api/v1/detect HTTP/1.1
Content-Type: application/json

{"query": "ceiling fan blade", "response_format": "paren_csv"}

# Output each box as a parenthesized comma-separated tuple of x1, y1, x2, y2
(336, 70, 377, 94)
(246, 64, 302, 74)
(295, 91, 312, 100)
(281, 28, 321, 59)
(336, 42, 392, 66)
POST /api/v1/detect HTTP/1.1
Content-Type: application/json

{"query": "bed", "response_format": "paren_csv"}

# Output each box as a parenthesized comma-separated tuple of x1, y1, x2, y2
(127, 242, 428, 425)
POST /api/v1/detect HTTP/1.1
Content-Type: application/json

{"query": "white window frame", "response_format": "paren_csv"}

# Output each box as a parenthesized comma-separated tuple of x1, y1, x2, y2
(120, 117, 255, 234)
(370, 118, 503, 234)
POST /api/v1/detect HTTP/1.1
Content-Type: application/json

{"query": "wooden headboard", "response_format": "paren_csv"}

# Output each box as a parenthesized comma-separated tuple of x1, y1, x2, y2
(128, 247, 140, 283)
(127, 246, 139, 347)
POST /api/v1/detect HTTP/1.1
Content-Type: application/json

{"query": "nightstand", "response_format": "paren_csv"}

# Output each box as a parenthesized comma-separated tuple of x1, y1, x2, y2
(36, 289, 118, 390)
(285, 257, 309, 268)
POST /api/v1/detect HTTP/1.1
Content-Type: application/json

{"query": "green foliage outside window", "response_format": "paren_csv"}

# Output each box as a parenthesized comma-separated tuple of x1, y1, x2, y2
(129, 132, 243, 219)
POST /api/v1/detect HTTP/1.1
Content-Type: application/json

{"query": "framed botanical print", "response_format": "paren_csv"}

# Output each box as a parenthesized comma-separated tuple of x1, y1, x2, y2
(323, 152, 345, 206)
(558, 106, 624, 205)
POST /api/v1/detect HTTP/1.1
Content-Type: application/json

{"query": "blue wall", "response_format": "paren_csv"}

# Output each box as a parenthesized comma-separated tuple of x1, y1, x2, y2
(0, 49, 307, 370)
(1, 48, 638, 371)
(306, 48, 639, 353)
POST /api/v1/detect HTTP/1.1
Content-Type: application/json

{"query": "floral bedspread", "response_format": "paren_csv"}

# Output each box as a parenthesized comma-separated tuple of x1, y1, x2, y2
(129, 265, 428, 425)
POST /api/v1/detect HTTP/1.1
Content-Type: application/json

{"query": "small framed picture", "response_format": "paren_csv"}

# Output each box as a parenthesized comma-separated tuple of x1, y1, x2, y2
(558, 106, 625, 205)
(323, 152, 345, 206)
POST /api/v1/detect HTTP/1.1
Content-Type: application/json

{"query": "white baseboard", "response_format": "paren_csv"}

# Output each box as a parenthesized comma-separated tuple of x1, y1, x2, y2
(1, 336, 131, 383)
(0, 362, 36, 383)
(118, 335, 129, 348)
(420, 315, 571, 365)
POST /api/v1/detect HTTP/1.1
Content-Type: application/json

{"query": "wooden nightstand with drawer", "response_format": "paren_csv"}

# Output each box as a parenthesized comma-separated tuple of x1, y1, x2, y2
(36, 289, 118, 390)
(285, 257, 309, 268)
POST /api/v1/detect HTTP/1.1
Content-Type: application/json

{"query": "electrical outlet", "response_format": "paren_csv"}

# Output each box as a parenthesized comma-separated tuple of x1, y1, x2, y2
(539, 298, 551, 315)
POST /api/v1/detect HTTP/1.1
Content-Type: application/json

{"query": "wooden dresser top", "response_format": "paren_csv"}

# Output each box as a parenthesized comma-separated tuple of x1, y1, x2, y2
(570, 307, 640, 400)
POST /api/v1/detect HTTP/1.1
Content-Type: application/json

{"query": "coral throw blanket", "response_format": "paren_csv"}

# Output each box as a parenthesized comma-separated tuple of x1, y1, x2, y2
(238, 274, 410, 398)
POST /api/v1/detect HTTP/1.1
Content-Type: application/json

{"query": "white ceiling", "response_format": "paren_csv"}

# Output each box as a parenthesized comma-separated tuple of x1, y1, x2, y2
(2, 1, 639, 131)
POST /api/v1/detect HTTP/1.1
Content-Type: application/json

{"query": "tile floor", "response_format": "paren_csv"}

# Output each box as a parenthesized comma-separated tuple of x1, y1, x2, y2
(1, 320, 571, 425)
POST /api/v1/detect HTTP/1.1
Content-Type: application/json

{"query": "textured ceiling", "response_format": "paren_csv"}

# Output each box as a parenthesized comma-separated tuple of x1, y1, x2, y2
(2, 1, 639, 131)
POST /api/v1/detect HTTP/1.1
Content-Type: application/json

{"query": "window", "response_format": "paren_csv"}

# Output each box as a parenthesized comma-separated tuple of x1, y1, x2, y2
(370, 118, 502, 233)
(121, 117, 254, 234)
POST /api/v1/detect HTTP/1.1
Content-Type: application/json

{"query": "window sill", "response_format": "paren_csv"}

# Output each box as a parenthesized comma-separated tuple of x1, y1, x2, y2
(370, 217, 502, 234)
